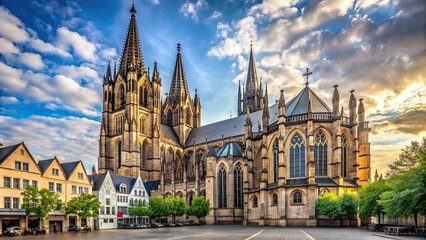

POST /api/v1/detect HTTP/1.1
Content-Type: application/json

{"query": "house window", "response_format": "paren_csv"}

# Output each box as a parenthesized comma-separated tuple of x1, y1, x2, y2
(23, 179, 29, 189)
(4, 177, 11, 188)
(106, 198, 110, 205)
(4, 197, 11, 208)
(13, 178, 20, 189)
(112, 207, 116, 215)
(84, 187, 88, 193)
(129, 198, 133, 206)
(13, 198, 19, 208)
(234, 164, 243, 208)
(109, 219, 114, 223)
(273, 139, 279, 183)
(78, 173, 84, 179)
(142, 191, 145, 197)
(49, 182, 54, 191)
(293, 192, 302, 204)
(289, 133, 305, 178)
(79, 186, 83, 194)
(15, 161, 22, 170)
(106, 207, 110, 215)
(253, 197, 258, 208)
(52, 168, 59, 176)
(341, 135, 348, 177)
(103, 218, 107, 223)
(314, 131, 328, 176)
(119, 183, 127, 193)
(272, 193, 278, 205)
(23, 163, 29, 171)
(72, 185, 77, 194)
(100, 207, 105, 214)
(32, 180, 38, 188)
(56, 183, 62, 193)
(218, 164, 227, 208)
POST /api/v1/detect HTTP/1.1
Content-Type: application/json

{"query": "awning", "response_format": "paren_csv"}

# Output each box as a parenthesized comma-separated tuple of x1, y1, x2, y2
(0, 209, 26, 216)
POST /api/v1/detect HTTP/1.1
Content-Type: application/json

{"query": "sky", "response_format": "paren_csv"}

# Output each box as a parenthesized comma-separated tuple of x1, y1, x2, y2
(0, 0, 424, 176)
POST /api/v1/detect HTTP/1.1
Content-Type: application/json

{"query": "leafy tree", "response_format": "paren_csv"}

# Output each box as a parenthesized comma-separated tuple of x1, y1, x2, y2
(187, 196, 211, 223)
(165, 196, 186, 223)
(386, 137, 426, 178)
(380, 151, 426, 235)
(359, 178, 390, 225)
(21, 187, 62, 228)
(148, 196, 169, 221)
(316, 192, 341, 225)
(65, 193, 100, 226)
(338, 192, 359, 226)
(129, 203, 153, 219)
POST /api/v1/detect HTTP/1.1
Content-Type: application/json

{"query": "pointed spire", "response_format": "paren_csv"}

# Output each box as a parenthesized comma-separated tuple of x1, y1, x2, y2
(349, 90, 357, 124)
(340, 107, 344, 117)
(118, 3, 144, 78)
(332, 85, 339, 117)
(104, 61, 112, 84)
(237, 80, 241, 115)
(262, 83, 269, 118)
(194, 88, 199, 106)
(278, 89, 285, 108)
(374, 169, 379, 181)
(152, 61, 161, 83)
(169, 43, 190, 103)
(358, 98, 365, 123)
(113, 61, 117, 80)
(246, 39, 258, 92)
(92, 164, 97, 175)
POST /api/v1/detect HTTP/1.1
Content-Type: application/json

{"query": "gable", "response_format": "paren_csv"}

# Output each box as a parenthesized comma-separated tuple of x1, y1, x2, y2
(66, 161, 91, 184)
(0, 143, 42, 174)
(42, 158, 67, 180)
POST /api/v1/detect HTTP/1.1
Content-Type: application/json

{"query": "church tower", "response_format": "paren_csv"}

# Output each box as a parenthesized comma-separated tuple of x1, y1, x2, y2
(238, 40, 263, 116)
(98, 3, 162, 179)
(161, 44, 201, 145)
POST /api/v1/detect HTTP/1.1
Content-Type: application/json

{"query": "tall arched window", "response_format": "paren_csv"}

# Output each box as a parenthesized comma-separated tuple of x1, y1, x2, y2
(253, 197, 258, 208)
(175, 159, 183, 183)
(130, 198, 133, 206)
(186, 108, 191, 125)
(273, 139, 279, 183)
(234, 164, 243, 208)
(293, 191, 302, 203)
(143, 88, 148, 107)
(139, 87, 143, 106)
(117, 141, 122, 168)
(314, 131, 328, 176)
(272, 193, 278, 205)
(119, 183, 127, 193)
(119, 85, 125, 107)
(341, 135, 348, 177)
(140, 118, 145, 134)
(289, 133, 305, 178)
(167, 111, 173, 126)
(198, 151, 206, 180)
(218, 164, 227, 208)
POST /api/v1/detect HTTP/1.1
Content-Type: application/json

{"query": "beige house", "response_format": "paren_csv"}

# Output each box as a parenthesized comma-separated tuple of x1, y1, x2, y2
(0, 142, 93, 235)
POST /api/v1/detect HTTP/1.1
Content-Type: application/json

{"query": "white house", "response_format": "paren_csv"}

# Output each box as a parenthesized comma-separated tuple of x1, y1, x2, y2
(90, 172, 118, 229)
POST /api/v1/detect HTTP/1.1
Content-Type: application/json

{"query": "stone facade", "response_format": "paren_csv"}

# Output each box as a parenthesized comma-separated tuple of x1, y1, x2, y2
(99, 4, 371, 226)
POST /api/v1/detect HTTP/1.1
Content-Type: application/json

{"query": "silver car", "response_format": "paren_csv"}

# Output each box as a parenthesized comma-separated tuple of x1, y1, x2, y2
(4, 226, 22, 236)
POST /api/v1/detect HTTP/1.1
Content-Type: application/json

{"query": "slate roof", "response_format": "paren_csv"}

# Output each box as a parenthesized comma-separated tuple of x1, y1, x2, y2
(315, 177, 338, 186)
(0, 143, 20, 165)
(206, 145, 217, 158)
(37, 158, 55, 173)
(216, 142, 243, 158)
(186, 86, 332, 146)
(89, 173, 107, 191)
(144, 180, 160, 197)
(160, 124, 181, 146)
(60, 161, 80, 179)
(343, 178, 358, 186)
(110, 173, 137, 194)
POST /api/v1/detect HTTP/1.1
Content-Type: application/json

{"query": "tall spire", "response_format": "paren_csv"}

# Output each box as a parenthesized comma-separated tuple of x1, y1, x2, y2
(245, 38, 259, 95)
(104, 61, 112, 84)
(169, 43, 190, 102)
(118, 3, 145, 78)
(152, 61, 161, 83)
(262, 83, 269, 118)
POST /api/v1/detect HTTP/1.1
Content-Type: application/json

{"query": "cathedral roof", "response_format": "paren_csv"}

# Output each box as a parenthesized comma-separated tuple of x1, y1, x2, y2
(160, 124, 181, 146)
(216, 142, 243, 158)
(286, 86, 331, 115)
(245, 41, 259, 95)
(118, 3, 145, 78)
(169, 44, 190, 103)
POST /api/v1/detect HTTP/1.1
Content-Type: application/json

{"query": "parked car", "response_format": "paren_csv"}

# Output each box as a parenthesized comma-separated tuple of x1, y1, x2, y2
(175, 222, 184, 227)
(151, 222, 164, 228)
(3, 226, 22, 236)
(135, 224, 147, 228)
(81, 226, 92, 232)
(119, 223, 135, 229)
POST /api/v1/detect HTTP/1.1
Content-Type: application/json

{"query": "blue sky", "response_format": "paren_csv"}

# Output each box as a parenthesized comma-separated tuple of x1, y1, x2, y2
(0, 0, 425, 174)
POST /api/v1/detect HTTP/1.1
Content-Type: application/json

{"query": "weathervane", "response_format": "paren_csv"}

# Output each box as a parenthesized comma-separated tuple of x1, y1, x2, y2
(303, 68, 312, 86)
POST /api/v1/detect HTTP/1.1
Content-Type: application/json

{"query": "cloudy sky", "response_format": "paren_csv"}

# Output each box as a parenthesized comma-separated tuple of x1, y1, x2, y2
(0, 0, 424, 175)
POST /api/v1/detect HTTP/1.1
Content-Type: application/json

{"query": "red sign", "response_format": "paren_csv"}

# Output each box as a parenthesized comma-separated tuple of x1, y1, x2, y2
(117, 212, 123, 219)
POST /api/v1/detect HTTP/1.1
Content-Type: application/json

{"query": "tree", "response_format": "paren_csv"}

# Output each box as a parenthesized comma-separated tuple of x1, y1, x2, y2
(129, 203, 153, 222)
(148, 196, 169, 222)
(187, 196, 211, 223)
(65, 193, 100, 226)
(21, 187, 62, 228)
(165, 196, 186, 223)
(339, 192, 359, 226)
(316, 192, 341, 225)
(380, 151, 426, 235)
(359, 178, 390, 225)
(386, 137, 426, 178)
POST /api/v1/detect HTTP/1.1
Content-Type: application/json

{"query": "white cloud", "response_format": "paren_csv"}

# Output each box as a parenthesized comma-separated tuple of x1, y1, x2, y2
(151, 0, 160, 4)
(18, 52, 44, 70)
(0, 62, 26, 92)
(0, 96, 19, 104)
(216, 22, 231, 38)
(55, 65, 102, 89)
(180, 0, 207, 21)
(208, 11, 223, 20)
(260, 54, 281, 68)
(208, 38, 242, 59)
(100, 47, 118, 60)
(0, 37, 20, 55)
(55, 27, 97, 62)
(0, 7, 30, 43)
(29, 38, 72, 58)
(248, 0, 298, 19)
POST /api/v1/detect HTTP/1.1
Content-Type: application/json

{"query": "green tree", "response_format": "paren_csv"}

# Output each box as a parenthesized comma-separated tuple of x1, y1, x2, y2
(129, 203, 153, 220)
(316, 192, 341, 225)
(64, 193, 100, 226)
(380, 151, 426, 235)
(165, 196, 186, 223)
(187, 196, 211, 223)
(386, 137, 426, 178)
(148, 196, 169, 222)
(359, 178, 390, 225)
(338, 192, 359, 226)
(21, 187, 62, 228)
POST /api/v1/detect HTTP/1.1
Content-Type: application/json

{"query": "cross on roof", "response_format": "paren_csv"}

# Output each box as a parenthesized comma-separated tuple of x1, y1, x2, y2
(303, 68, 312, 86)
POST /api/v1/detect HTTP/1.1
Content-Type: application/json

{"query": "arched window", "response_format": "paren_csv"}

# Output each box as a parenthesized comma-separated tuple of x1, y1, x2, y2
(273, 139, 279, 183)
(142, 191, 145, 197)
(234, 164, 243, 208)
(253, 197, 258, 208)
(100, 206, 105, 214)
(119, 183, 127, 193)
(293, 191, 302, 204)
(175, 159, 183, 183)
(341, 135, 348, 177)
(167, 111, 173, 126)
(140, 142, 146, 168)
(143, 88, 148, 107)
(198, 151, 206, 180)
(140, 118, 145, 134)
(289, 133, 305, 178)
(117, 141, 122, 168)
(272, 193, 278, 205)
(186, 108, 191, 125)
(314, 131, 328, 176)
(218, 164, 227, 208)
(119, 85, 125, 107)
(112, 207, 115, 215)
(129, 198, 133, 206)
(142, 199, 146, 207)
(139, 87, 143, 106)
(139, 190, 142, 196)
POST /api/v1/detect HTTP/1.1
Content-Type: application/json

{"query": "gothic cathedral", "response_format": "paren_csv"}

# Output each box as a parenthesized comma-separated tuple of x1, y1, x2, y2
(98, 4, 371, 226)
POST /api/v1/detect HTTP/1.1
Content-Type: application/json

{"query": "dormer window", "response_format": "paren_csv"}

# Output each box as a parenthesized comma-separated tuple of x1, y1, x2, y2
(78, 173, 84, 179)
(52, 168, 59, 176)
(119, 183, 127, 193)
